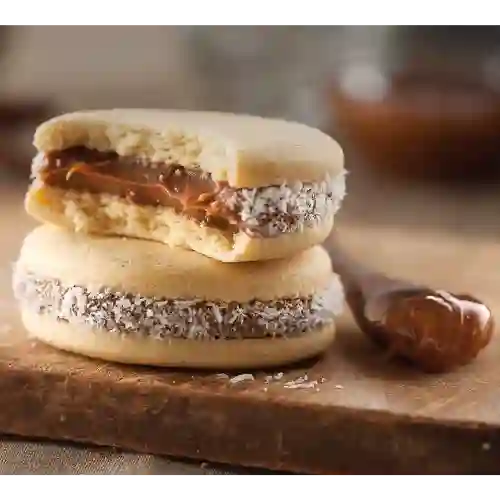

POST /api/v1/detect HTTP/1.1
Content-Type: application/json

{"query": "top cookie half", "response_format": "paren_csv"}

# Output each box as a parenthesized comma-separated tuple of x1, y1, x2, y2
(27, 109, 346, 262)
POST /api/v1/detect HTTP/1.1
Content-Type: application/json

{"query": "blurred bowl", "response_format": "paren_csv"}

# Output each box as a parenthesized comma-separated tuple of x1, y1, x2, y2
(330, 61, 500, 182)
(328, 58, 500, 182)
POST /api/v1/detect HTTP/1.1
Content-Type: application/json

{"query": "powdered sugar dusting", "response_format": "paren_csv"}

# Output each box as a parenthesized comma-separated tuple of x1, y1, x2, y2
(13, 271, 343, 340)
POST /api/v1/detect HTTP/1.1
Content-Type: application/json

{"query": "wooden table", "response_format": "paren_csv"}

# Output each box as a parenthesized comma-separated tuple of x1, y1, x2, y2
(2, 178, 500, 474)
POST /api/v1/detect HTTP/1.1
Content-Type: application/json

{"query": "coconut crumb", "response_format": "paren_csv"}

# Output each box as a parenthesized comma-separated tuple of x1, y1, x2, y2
(284, 381, 319, 390)
(281, 373, 329, 390)
(482, 442, 491, 451)
(264, 372, 285, 384)
(229, 373, 255, 384)
(211, 371, 330, 391)
(335, 384, 344, 389)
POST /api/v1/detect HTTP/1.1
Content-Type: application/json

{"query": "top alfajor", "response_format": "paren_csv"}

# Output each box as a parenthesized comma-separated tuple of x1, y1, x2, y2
(26, 109, 346, 262)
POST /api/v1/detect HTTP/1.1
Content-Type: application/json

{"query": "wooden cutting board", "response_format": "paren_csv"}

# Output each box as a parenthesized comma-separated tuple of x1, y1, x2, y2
(2, 188, 500, 474)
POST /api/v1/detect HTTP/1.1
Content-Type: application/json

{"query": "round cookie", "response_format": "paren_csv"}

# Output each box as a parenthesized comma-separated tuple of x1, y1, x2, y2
(25, 109, 346, 262)
(12, 225, 344, 369)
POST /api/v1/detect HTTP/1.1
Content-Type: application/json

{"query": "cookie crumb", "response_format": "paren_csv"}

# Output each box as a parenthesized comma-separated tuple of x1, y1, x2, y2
(264, 372, 285, 384)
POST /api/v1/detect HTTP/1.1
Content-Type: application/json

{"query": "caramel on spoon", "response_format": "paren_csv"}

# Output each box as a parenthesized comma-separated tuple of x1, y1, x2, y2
(327, 238, 494, 373)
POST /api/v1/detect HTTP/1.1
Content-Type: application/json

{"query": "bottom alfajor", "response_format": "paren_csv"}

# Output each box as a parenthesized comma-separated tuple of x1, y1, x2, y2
(12, 225, 344, 369)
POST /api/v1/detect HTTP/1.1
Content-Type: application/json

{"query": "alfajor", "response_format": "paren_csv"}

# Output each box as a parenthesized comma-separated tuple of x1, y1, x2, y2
(12, 225, 344, 369)
(26, 109, 346, 262)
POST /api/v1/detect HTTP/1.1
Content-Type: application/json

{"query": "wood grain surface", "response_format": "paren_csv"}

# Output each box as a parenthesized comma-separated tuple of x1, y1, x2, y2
(1, 185, 500, 474)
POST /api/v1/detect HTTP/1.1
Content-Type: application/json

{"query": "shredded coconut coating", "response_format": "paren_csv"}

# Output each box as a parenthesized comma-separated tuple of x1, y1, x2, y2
(14, 272, 343, 341)
(220, 173, 345, 238)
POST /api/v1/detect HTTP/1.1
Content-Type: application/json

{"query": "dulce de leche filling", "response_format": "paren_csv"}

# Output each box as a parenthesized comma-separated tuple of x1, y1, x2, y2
(39, 147, 239, 232)
(35, 147, 342, 237)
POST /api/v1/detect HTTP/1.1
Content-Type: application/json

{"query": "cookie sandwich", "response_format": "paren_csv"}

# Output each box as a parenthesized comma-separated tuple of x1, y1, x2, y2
(26, 109, 346, 262)
(12, 225, 344, 369)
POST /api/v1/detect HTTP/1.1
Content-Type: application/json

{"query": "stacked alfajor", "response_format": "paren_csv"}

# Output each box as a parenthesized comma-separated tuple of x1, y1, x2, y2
(13, 109, 346, 369)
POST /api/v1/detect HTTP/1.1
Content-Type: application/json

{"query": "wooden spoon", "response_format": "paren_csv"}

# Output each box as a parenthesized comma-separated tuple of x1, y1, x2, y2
(326, 237, 494, 373)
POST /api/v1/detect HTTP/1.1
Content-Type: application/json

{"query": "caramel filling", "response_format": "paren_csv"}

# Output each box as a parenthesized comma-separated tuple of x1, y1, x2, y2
(36, 146, 341, 238)
(40, 147, 240, 232)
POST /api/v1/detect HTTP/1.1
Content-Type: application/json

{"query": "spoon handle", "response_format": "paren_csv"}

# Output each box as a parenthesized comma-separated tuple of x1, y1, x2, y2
(326, 236, 396, 295)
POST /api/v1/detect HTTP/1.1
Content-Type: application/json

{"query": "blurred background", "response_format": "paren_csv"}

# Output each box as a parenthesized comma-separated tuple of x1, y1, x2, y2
(1, 25, 500, 238)
(1, 26, 499, 475)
